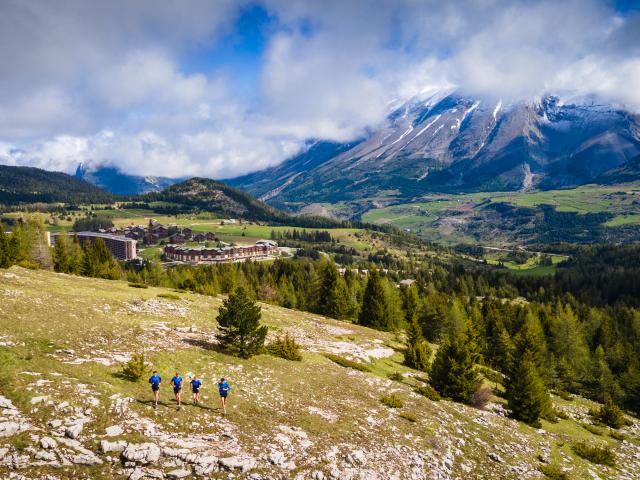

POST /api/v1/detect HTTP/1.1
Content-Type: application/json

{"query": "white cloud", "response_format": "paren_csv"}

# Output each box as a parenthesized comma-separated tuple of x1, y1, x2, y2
(0, 0, 638, 179)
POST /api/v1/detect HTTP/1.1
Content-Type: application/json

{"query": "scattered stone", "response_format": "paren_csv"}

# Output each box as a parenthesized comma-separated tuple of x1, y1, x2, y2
(219, 455, 257, 473)
(488, 452, 504, 463)
(100, 440, 128, 453)
(0, 422, 21, 437)
(65, 423, 83, 439)
(167, 468, 191, 479)
(40, 437, 58, 449)
(268, 451, 285, 465)
(105, 425, 124, 437)
(122, 443, 162, 464)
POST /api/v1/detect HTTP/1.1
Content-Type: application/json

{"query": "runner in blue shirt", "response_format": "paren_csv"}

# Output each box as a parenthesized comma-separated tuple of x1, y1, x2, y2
(171, 372, 183, 410)
(148, 371, 161, 409)
(218, 377, 231, 414)
(190, 377, 203, 405)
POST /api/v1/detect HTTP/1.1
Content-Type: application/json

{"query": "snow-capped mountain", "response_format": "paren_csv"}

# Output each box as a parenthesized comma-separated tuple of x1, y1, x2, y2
(75, 163, 180, 196)
(228, 92, 640, 208)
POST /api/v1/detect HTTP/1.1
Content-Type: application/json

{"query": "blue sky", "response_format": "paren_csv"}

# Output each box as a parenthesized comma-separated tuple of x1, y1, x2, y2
(0, 0, 638, 178)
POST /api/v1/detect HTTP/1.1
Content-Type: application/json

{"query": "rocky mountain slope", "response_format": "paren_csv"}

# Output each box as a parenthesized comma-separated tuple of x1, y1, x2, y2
(75, 163, 180, 196)
(229, 92, 640, 210)
(1, 267, 639, 479)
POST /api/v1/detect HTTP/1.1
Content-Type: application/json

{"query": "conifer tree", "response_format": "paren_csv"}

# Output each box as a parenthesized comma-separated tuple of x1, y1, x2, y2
(0, 223, 9, 268)
(429, 329, 480, 404)
(52, 235, 71, 273)
(359, 269, 392, 330)
(404, 318, 432, 372)
(216, 287, 268, 358)
(505, 353, 548, 427)
(401, 284, 420, 323)
(505, 314, 552, 425)
(317, 261, 349, 319)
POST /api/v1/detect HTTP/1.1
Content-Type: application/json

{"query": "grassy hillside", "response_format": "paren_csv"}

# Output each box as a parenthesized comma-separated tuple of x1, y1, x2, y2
(361, 182, 640, 245)
(1, 267, 639, 479)
(0, 165, 117, 205)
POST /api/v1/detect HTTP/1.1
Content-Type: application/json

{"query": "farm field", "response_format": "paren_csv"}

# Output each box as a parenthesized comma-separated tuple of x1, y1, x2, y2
(361, 182, 640, 245)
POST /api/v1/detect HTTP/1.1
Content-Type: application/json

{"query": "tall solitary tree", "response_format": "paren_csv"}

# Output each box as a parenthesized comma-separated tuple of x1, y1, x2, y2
(359, 269, 394, 330)
(404, 317, 432, 372)
(216, 287, 268, 358)
(317, 261, 350, 319)
(504, 314, 552, 425)
(429, 329, 480, 404)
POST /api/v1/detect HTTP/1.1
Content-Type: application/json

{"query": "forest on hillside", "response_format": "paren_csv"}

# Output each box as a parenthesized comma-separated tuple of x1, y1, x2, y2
(1, 219, 639, 428)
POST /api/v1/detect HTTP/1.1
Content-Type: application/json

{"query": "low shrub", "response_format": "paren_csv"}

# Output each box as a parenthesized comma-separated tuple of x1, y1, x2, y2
(388, 372, 404, 382)
(581, 423, 604, 436)
(399, 412, 416, 422)
(414, 385, 441, 401)
(572, 442, 615, 466)
(471, 387, 492, 410)
(539, 464, 569, 480)
(157, 293, 180, 300)
(121, 353, 148, 381)
(553, 390, 574, 402)
(17, 260, 40, 270)
(128, 282, 148, 289)
(595, 396, 626, 429)
(267, 334, 303, 361)
(323, 353, 371, 372)
(609, 430, 625, 441)
(554, 408, 569, 420)
(380, 394, 404, 408)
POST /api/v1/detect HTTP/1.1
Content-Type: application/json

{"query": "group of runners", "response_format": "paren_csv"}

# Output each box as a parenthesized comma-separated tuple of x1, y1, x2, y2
(148, 371, 232, 414)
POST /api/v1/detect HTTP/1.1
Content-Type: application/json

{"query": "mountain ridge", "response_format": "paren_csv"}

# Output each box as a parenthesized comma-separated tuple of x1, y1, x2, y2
(229, 92, 640, 211)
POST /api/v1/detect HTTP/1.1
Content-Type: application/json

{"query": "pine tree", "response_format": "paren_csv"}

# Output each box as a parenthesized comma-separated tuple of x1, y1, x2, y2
(359, 269, 392, 330)
(317, 261, 349, 319)
(216, 287, 268, 358)
(505, 314, 552, 425)
(429, 329, 480, 404)
(589, 345, 622, 402)
(404, 318, 432, 372)
(0, 223, 9, 268)
(505, 353, 548, 427)
(52, 235, 71, 273)
(401, 284, 420, 323)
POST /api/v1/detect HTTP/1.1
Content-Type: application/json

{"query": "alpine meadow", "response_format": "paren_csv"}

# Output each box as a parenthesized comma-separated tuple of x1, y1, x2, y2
(1, 1, 640, 479)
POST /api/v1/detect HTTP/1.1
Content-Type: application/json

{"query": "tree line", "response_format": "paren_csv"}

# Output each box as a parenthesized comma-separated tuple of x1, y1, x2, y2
(2, 217, 638, 426)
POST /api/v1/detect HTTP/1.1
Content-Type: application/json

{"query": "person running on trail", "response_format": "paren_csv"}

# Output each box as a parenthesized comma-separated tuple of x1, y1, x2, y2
(218, 377, 231, 414)
(190, 376, 203, 405)
(149, 371, 161, 409)
(171, 372, 183, 410)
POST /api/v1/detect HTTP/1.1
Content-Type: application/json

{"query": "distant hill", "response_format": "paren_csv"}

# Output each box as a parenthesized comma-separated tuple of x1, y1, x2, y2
(0, 165, 117, 204)
(140, 177, 343, 228)
(75, 163, 180, 195)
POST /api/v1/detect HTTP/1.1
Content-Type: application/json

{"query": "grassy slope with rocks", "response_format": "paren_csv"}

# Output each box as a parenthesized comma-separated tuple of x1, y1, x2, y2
(1, 267, 639, 479)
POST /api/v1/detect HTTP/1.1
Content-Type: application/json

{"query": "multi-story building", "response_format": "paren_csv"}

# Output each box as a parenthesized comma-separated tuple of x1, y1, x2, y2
(51, 232, 137, 260)
(164, 240, 277, 264)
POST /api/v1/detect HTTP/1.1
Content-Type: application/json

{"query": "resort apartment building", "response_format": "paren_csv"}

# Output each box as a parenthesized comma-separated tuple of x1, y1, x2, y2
(164, 240, 277, 264)
(50, 231, 137, 260)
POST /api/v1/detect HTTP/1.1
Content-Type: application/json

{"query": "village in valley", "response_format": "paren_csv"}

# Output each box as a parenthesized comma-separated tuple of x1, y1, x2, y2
(49, 218, 280, 265)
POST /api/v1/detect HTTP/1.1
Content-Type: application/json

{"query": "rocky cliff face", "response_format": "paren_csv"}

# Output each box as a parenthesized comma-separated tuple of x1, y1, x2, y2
(229, 92, 640, 209)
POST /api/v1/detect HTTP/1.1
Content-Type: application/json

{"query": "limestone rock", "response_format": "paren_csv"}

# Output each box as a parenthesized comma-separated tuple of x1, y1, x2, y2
(167, 468, 192, 479)
(65, 423, 83, 439)
(40, 437, 58, 449)
(122, 443, 162, 464)
(100, 440, 128, 453)
(219, 455, 257, 472)
(105, 425, 124, 437)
